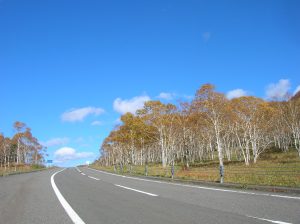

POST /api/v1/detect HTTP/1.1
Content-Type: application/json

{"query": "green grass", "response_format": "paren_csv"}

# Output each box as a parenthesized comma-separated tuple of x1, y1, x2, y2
(91, 150, 300, 188)
(0, 164, 46, 176)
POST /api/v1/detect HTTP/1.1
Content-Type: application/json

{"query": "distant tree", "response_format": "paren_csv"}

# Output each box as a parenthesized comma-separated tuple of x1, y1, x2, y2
(0, 122, 46, 168)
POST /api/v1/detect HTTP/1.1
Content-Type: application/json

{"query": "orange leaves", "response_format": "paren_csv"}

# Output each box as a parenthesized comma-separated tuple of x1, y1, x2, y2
(13, 121, 26, 132)
(0, 122, 45, 167)
(98, 83, 300, 168)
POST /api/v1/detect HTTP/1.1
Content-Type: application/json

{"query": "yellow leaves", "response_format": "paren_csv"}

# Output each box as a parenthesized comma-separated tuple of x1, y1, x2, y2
(195, 83, 215, 100)
(1, 122, 45, 166)
(13, 121, 26, 132)
(100, 83, 300, 167)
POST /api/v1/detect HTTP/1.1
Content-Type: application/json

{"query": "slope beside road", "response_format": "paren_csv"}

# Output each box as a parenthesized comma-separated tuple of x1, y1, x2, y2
(0, 167, 299, 224)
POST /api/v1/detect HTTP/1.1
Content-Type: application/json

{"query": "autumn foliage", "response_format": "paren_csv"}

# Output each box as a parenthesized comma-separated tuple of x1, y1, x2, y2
(97, 84, 300, 169)
(0, 122, 45, 169)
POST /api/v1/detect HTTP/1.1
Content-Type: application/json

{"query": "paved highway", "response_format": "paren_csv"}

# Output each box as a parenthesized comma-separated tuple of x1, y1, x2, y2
(0, 167, 299, 224)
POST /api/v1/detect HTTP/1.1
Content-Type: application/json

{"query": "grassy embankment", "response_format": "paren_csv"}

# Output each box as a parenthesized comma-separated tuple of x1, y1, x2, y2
(91, 150, 300, 188)
(0, 164, 47, 176)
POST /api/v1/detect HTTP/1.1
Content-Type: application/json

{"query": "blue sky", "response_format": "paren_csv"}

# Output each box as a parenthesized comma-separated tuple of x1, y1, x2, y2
(1, 0, 299, 167)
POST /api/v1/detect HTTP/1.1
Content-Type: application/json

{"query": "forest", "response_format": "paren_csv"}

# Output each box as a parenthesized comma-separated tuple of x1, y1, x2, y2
(96, 84, 300, 176)
(0, 121, 46, 171)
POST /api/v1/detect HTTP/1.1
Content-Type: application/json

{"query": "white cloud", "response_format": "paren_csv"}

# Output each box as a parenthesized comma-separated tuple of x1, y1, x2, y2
(113, 95, 150, 114)
(157, 92, 175, 100)
(293, 85, 300, 96)
(41, 137, 69, 147)
(54, 147, 94, 163)
(91, 120, 102, 126)
(266, 79, 291, 99)
(61, 107, 105, 122)
(226, 89, 248, 100)
(157, 92, 193, 101)
(202, 32, 211, 42)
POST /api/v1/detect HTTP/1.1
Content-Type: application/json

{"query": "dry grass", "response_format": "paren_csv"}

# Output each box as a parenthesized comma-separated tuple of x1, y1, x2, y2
(0, 164, 46, 176)
(92, 150, 300, 188)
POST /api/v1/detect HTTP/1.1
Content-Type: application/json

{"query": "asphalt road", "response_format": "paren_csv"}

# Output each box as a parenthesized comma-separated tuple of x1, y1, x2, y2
(0, 169, 72, 224)
(0, 167, 299, 224)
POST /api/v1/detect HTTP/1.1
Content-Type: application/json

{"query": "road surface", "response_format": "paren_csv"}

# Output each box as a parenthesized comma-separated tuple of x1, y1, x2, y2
(0, 167, 299, 224)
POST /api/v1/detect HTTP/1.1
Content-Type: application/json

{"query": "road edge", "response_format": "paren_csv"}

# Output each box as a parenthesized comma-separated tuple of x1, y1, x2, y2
(0, 167, 52, 177)
(87, 166, 300, 194)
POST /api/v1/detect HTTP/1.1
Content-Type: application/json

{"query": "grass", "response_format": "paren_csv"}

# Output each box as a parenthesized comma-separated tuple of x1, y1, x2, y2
(0, 164, 46, 176)
(91, 150, 300, 188)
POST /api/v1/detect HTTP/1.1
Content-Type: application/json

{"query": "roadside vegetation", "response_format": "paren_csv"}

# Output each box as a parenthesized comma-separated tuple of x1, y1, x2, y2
(93, 84, 300, 188)
(0, 122, 46, 176)
(92, 150, 300, 188)
(0, 164, 46, 176)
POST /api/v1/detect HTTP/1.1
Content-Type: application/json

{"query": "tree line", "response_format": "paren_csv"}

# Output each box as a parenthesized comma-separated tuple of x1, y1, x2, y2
(0, 121, 46, 169)
(96, 84, 300, 172)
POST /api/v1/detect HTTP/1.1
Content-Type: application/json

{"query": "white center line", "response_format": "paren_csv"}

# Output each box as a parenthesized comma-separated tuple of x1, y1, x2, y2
(88, 168, 300, 200)
(247, 215, 292, 224)
(114, 184, 158, 197)
(81, 173, 86, 176)
(51, 169, 86, 224)
(88, 176, 100, 181)
(75, 167, 81, 173)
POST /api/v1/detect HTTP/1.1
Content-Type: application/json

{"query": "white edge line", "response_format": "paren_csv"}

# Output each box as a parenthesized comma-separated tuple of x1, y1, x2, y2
(88, 176, 100, 181)
(114, 184, 158, 197)
(247, 215, 292, 224)
(270, 194, 300, 200)
(51, 169, 86, 224)
(87, 168, 300, 200)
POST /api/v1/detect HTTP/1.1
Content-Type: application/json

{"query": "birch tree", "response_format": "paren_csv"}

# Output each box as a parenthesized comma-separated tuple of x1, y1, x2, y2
(192, 84, 228, 169)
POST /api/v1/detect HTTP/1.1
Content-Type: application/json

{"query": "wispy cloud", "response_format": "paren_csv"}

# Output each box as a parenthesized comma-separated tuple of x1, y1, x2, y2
(91, 120, 102, 126)
(41, 137, 69, 147)
(293, 85, 300, 96)
(157, 92, 193, 101)
(75, 137, 84, 144)
(226, 89, 248, 100)
(114, 118, 122, 125)
(182, 95, 193, 100)
(157, 92, 175, 100)
(54, 147, 94, 163)
(202, 31, 211, 42)
(73, 137, 90, 147)
(61, 107, 105, 122)
(113, 95, 150, 114)
(266, 79, 291, 99)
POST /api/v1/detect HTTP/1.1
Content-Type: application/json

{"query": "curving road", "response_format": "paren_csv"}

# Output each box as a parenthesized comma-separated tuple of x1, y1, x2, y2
(0, 167, 299, 224)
